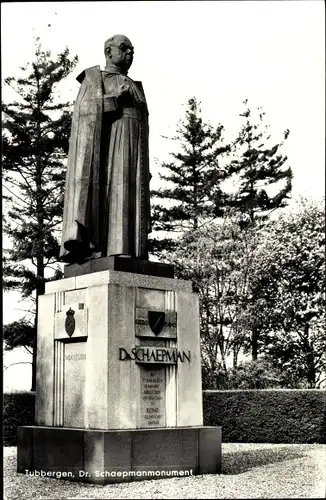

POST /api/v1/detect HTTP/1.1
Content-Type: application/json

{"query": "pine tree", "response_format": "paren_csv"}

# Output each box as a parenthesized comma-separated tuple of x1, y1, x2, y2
(224, 100, 293, 361)
(150, 97, 230, 256)
(2, 39, 78, 390)
(227, 99, 293, 226)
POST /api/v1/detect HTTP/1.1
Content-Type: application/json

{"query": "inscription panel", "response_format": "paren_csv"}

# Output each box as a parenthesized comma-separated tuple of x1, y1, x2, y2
(135, 308, 177, 339)
(63, 342, 86, 428)
(140, 366, 166, 428)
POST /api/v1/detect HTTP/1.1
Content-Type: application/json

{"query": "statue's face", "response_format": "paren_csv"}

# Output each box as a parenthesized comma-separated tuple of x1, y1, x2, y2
(107, 35, 134, 70)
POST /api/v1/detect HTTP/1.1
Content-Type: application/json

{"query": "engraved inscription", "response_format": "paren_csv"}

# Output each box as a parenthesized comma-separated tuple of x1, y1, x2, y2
(65, 353, 86, 361)
(140, 366, 166, 428)
(135, 308, 177, 339)
(63, 342, 86, 428)
(135, 318, 177, 328)
(119, 346, 191, 364)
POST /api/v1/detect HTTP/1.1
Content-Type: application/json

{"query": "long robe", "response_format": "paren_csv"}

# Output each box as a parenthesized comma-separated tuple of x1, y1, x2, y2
(60, 65, 150, 263)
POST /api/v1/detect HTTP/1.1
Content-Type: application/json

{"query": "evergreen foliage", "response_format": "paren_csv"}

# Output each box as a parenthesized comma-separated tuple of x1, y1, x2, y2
(203, 389, 326, 443)
(4, 390, 325, 445)
(2, 39, 78, 389)
(150, 97, 294, 369)
(150, 97, 230, 255)
(4, 392, 35, 446)
(226, 99, 293, 224)
(222, 100, 293, 360)
(3, 321, 35, 352)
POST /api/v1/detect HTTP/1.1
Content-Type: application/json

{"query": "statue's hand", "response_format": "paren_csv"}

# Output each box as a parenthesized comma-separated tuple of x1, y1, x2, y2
(117, 83, 131, 96)
(117, 83, 133, 107)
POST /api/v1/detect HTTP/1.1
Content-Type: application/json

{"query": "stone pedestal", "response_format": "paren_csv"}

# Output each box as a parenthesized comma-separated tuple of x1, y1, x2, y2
(18, 426, 221, 484)
(17, 265, 221, 483)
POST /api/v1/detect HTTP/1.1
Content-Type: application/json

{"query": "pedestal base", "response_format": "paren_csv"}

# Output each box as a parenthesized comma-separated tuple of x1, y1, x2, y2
(17, 425, 222, 484)
(64, 256, 175, 279)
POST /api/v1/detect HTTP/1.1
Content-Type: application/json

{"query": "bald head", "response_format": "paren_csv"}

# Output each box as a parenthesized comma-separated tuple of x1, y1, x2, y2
(104, 34, 133, 53)
(104, 34, 134, 73)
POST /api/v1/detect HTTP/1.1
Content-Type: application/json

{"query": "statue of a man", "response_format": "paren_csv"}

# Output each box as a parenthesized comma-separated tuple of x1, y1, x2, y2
(60, 35, 151, 264)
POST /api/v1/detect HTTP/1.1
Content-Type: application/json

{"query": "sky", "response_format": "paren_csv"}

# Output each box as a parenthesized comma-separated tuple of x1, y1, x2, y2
(2, 0, 325, 390)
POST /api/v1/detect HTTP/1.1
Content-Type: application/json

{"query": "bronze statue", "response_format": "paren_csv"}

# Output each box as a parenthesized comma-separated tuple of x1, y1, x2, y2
(60, 35, 151, 264)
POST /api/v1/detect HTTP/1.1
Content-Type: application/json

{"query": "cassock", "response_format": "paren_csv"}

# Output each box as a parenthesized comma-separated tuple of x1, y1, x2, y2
(60, 65, 151, 263)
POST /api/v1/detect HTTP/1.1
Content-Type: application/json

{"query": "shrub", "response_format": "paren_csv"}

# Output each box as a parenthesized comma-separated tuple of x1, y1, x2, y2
(4, 389, 326, 445)
(4, 392, 35, 445)
(203, 389, 326, 443)
(202, 360, 301, 390)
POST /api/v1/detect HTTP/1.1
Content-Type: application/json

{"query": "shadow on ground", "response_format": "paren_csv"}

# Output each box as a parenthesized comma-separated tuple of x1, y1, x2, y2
(221, 446, 306, 475)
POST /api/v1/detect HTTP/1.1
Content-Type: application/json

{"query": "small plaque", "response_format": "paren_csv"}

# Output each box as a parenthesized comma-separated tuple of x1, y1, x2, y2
(140, 365, 166, 428)
(63, 342, 86, 428)
(135, 308, 177, 339)
(55, 303, 88, 340)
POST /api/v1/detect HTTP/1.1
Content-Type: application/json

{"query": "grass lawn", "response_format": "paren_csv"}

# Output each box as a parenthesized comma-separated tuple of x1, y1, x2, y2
(4, 443, 325, 499)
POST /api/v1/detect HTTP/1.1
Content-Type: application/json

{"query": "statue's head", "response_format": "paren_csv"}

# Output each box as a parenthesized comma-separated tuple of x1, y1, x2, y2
(104, 34, 134, 72)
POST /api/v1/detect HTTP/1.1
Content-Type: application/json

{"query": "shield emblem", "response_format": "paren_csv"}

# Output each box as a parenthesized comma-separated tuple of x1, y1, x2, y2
(148, 311, 165, 336)
(65, 308, 75, 337)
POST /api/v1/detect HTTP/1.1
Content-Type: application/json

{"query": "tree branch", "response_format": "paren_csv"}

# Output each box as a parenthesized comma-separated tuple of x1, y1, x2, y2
(3, 184, 30, 207)
(4, 361, 32, 371)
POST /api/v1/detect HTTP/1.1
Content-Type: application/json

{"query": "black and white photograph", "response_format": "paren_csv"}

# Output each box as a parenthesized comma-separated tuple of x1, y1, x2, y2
(2, 1, 325, 499)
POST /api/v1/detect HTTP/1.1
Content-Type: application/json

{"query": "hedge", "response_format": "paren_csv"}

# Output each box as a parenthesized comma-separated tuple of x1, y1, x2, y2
(203, 389, 326, 444)
(4, 389, 326, 445)
(4, 392, 35, 446)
